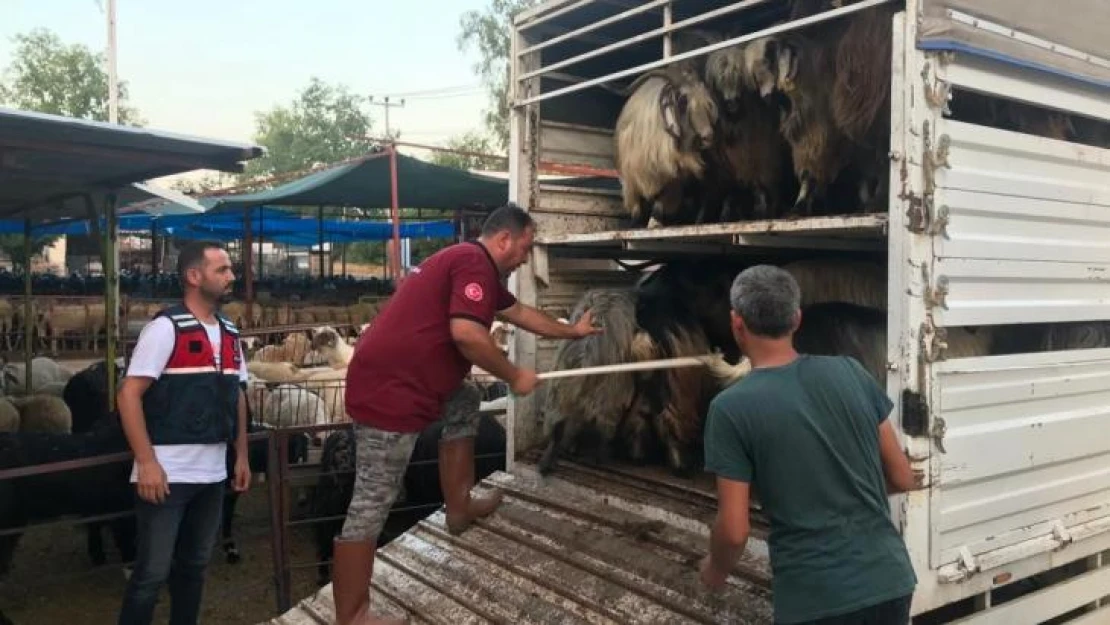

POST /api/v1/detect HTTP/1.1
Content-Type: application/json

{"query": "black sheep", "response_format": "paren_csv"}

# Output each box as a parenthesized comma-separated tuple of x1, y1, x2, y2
(0, 418, 136, 625)
(310, 414, 506, 586)
(219, 388, 309, 565)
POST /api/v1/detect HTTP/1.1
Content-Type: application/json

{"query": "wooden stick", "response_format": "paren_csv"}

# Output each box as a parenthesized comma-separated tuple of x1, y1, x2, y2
(537, 355, 714, 381)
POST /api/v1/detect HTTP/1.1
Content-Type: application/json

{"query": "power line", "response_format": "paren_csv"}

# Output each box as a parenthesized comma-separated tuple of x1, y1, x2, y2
(384, 83, 482, 98)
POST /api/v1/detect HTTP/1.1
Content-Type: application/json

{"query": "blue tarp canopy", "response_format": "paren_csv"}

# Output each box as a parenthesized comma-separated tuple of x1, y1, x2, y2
(0, 206, 456, 244)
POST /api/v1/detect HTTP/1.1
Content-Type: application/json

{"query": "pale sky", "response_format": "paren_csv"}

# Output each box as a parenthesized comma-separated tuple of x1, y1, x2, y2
(0, 0, 495, 159)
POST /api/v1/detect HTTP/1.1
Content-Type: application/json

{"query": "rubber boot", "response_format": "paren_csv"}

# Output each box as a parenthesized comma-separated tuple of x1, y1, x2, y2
(439, 436, 503, 535)
(331, 538, 406, 625)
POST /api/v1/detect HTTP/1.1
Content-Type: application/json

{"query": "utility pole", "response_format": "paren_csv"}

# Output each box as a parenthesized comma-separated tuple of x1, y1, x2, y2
(368, 95, 405, 139)
(107, 0, 119, 124)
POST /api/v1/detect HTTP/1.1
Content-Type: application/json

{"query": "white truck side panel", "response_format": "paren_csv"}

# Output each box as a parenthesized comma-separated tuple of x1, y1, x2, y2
(934, 348, 1110, 566)
(911, 15, 1110, 620)
(932, 119, 1110, 327)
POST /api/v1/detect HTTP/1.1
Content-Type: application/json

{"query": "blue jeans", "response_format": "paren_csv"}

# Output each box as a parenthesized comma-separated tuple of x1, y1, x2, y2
(117, 481, 225, 625)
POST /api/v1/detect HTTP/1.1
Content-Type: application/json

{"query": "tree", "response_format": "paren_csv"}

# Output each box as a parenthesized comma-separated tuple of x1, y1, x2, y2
(244, 77, 379, 179)
(0, 28, 143, 124)
(457, 0, 540, 150)
(429, 131, 506, 171)
(0, 235, 57, 271)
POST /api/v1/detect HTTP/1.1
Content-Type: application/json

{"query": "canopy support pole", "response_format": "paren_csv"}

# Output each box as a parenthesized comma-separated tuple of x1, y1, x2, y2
(150, 224, 157, 275)
(243, 207, 254, 326)
(105, 191, 120, 411)
(317, 206, 325, 280)
(258, 206, 264, 281)
(22, 218, 32, 395)
(388, 145, 402, 283)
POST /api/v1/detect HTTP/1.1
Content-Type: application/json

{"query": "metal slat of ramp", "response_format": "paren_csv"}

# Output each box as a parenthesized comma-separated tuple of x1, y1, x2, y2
(266, 461, 774, 624)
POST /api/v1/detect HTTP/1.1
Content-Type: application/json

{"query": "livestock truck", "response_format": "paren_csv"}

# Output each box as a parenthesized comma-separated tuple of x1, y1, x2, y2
(270, 1, 1110, 623)
(499, 0, 1110, 624)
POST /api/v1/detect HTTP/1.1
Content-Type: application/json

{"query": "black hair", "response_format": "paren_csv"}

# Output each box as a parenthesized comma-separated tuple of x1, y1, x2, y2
(176, 240, 225, 284)
(480, 202, 535, 237)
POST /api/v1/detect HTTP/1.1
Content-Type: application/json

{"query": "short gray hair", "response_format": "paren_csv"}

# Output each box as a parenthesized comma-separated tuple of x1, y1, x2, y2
(729, 265, 801, 338)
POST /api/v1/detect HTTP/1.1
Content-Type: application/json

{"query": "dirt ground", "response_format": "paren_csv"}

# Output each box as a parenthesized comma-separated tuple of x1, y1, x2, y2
(0, 482, 321, 625)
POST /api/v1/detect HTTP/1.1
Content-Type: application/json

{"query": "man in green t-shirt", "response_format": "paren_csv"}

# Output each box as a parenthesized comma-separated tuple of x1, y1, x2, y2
(698, 265, 918, 624)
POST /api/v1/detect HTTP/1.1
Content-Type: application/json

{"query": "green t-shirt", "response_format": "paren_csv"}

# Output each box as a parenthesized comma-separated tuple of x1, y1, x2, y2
(704, 354, 917, 623)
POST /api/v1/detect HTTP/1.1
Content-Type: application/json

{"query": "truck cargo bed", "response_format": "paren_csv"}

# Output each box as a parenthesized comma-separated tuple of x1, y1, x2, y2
(265, 460, 774, 624)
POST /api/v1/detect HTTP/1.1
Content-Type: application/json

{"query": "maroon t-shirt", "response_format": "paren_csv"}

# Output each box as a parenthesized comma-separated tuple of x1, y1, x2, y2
(345, 241, 517, 432)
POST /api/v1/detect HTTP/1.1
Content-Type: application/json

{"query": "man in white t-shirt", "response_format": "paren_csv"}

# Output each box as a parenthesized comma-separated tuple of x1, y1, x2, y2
(116, 241, 251, 625)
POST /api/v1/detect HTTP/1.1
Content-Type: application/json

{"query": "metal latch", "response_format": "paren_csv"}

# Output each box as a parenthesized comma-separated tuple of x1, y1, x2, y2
(957, 546, 978, 576)
(1051, 520, 1073, 549)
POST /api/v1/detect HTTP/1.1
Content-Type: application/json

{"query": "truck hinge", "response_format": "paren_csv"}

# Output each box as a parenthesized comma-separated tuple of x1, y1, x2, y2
(921, 321, 950, 361)
(924, 275, 949, 309)
(931, 414, 948, 454)
(1051, 520, 1074, 549)
(921, 60, 953, 115)
(908, 121, 952, 235)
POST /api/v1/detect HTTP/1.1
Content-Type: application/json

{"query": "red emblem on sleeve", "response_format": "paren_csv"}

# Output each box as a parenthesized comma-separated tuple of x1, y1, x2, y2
(464, 282, 484, 302)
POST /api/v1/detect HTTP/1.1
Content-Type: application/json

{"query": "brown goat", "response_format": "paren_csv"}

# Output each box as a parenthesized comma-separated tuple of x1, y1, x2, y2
(768, 23, 855, 216)
(705, 42, 794, 221)
(832, 4, 897, 209)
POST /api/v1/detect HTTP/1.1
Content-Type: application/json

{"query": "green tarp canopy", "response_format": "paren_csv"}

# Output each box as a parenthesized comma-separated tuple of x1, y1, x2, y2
(211, 149, 509, 211)
(0, 106, 261, 222)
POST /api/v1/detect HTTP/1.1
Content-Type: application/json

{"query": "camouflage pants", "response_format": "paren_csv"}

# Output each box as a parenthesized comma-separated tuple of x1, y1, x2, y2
(339, 380, 482, 541)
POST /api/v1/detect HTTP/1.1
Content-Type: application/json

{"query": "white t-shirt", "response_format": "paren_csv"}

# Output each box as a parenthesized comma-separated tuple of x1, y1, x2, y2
(126, 315, 249, 484)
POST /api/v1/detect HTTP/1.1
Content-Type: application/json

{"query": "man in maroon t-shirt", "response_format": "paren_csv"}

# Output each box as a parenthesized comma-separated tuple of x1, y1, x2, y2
(331, 203, 600, 625)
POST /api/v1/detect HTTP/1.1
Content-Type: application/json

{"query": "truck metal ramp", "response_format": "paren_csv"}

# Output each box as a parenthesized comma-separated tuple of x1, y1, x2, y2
(265, 460, 774, 624)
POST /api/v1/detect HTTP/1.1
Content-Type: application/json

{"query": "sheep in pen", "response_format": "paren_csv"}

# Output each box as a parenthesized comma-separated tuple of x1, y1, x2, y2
(612, 0, 1110, 227)
(535, 258, 996, 478)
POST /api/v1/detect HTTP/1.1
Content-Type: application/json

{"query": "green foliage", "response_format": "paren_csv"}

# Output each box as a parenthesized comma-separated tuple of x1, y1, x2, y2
(429, 131, 506, 171)
(0, 234, 59, 271)
(457, 0, 540, 150)
(0, 28, 143, 124)
(244, 77, 379, 179)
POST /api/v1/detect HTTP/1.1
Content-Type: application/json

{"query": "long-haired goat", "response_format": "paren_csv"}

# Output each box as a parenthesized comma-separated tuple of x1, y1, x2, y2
(750, 25, 855, 216)
(539, 262, 751, 477)
(831, 3, 897, 208)
(538, 289, 647, 472)
(795, 302, 994, 382)
(614, 64, 719, 227)
(704, 40, 795, 221)
(782, 258, 887, 310)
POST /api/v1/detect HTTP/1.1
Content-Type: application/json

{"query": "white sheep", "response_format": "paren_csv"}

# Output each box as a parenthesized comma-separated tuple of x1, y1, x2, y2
(251, 332, 312, 365)
(260, 384, 330, 429)
(298, 368, 348, 424)
(1, 356, 73, 396)
(9, 395, 73, 434)
(247, 361, 303, 384)
(310, 327, 353, 369)
(0, 399, 18, 433)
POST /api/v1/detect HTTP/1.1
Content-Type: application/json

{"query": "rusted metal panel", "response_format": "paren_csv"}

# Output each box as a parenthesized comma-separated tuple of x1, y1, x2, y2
(264, 461, 773, 625)
(536, 214, 888, 247)
(539, 121, 614, 169)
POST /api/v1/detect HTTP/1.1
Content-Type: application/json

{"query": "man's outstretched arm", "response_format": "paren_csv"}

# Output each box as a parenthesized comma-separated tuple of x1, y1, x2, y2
(498, 302, 600, 340)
